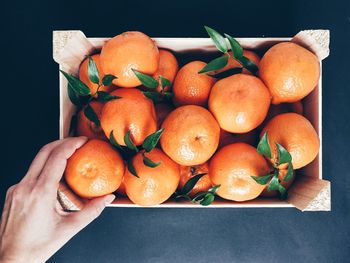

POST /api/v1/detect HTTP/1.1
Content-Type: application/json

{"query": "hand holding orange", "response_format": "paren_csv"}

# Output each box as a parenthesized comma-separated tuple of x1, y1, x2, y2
(65, 139, 124, 198)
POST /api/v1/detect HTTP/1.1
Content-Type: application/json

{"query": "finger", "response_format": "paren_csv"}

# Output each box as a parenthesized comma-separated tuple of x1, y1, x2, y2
(21, 140, 64, 183)
(0, 185, 16, 234)
(1, 185, 16, 215)
(65, 194, 115, 232)
(37, 137, 88, 190)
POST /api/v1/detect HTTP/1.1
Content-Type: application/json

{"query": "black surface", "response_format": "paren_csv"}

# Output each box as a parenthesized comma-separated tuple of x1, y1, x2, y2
(2, 0, 350, 262)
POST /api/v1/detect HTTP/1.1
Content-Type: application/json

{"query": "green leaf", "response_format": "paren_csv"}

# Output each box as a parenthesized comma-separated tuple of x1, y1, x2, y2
(257, 131, 272, 158)
(200, 193, 215, 206)
(142, 91, 163, 103)
(198, 55, 229, 74)
(192, 191, 208, 202)
(181, 173, 207, 195)
(192, 186, 220, 203)
(204, 26, 228, 53)
(224, 33, 243, 59)
(142, 154, 161, 168)
(67, 84, 81, 106)
(283, 162, 294, 182)
(175, 194, 192, 201)
(124, 131, 138, 152)
(97, 91, 121, 102)
(278, 184, 288, 200)
(251, 174, 273, 185)
(267, 174, 280, 192)
(142, 128, 165, 152)
(266, 171, 288, 199)
(276, 143, 292, 165)
(208, 67, 243, 79)
(77, 95, 90, 105)
(208, 184, 221, 194)
(87, 56, 100, 84)
(238, 56, 259, 75)
(84, 104, 100, 127)
(159, 75, 171, 90)
(102, 74, 117, 86)
(109, 131, 123, 151)
(132, 69, 158, 89)
(60, 70, 91, 96)
(127, 159, 139, 178)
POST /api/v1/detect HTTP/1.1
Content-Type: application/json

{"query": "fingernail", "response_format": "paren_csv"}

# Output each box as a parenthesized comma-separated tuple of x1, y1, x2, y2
(105, 194, 115, 205)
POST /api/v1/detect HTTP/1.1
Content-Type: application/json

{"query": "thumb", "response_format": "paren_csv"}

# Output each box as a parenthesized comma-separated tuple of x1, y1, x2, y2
(67, 194, 115, 231)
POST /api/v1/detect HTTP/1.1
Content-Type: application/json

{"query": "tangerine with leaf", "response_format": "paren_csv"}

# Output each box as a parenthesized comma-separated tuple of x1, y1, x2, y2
(253, 132, 295, 198)
(260, 112, 320, 169)
(79, 54, 114, 95)
(101, 88, 157, 146)
(153, 49, 178, 92)
(124, 148, 180, 206)
(76, 101, 105, 140)
(172, 61, 216, 107)
(260, 168, 295, 197)
(214, 50, 260, 75)
(178, 162, 212, 198)
(209, 143, 271, 202)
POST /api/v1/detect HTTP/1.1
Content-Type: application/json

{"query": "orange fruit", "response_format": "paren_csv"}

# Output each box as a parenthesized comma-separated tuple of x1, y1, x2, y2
(160, 105, 220, 166)
(215, 50, 260, 75)
(100, 89, 157, 146)
(259, 42, 320, 104)
(100, 31, 159, 88)
(76, 101, 106, 140)
(261, 113, 320, 169)
(209, 143, 271, 202)
(178, 162, 212, 197)
(172, 61, 216, 106)
(219, 129, 258, 148)
(208, 74, 271, 133)
(152, 49, 179, 92)
(260, 101, 303, 129)
(124, 148, 180, 206)
(155, 102, 174, 128)
(79, 54, 113, 94)
(260, 169, 295, 197)
(65, 139, 124, 198)
(116, 179, 126, 196)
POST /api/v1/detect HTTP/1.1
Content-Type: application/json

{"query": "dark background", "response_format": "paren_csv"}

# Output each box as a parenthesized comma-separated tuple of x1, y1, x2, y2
(2, 0, 350, 262)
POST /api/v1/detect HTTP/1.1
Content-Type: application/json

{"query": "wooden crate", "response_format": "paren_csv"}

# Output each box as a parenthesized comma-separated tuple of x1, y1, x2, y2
(53, 30, 330, 211)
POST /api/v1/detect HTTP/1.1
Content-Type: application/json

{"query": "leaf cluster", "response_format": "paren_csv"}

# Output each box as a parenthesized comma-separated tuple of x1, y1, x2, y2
(60, 56, 119, 133)
(252, 132, 294, 199)
(199, 26, 258, 77)
(174, 173, 221, 206)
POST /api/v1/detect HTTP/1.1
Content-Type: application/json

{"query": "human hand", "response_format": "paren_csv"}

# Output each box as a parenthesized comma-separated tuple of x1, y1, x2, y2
(0, 137, 115, 263)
